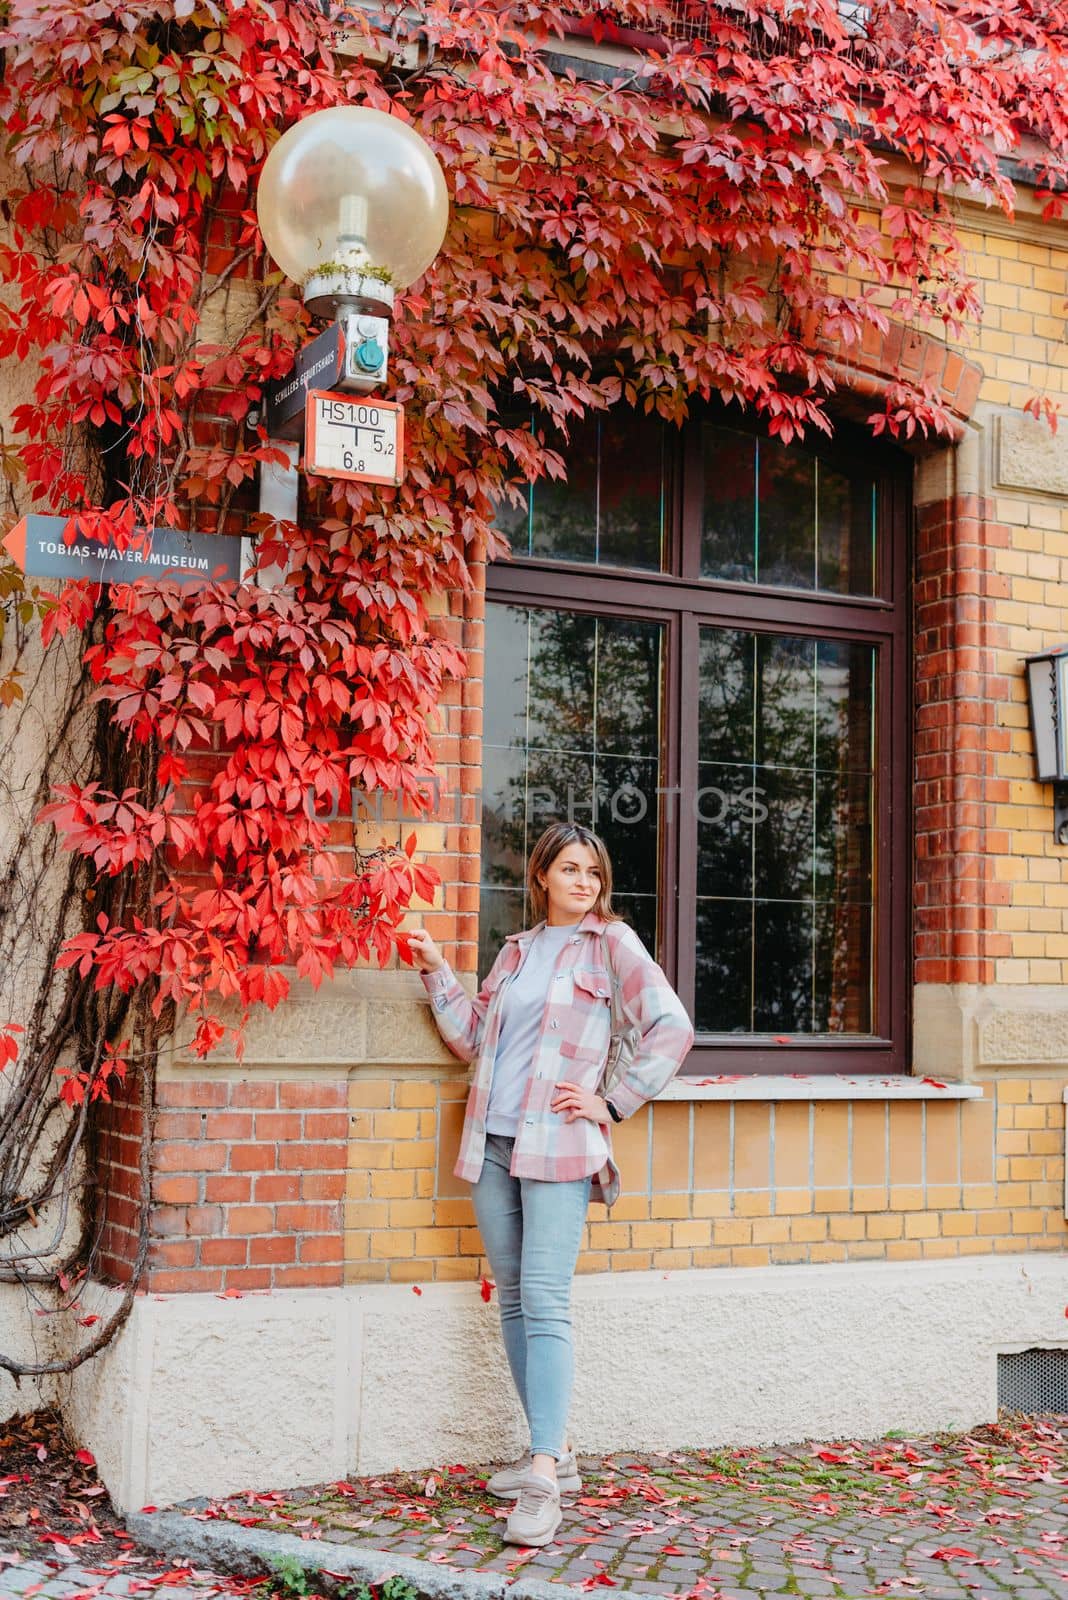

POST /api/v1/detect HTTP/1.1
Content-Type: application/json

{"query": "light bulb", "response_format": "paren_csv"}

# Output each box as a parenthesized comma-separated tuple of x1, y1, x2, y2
(256, 106, 449, 292)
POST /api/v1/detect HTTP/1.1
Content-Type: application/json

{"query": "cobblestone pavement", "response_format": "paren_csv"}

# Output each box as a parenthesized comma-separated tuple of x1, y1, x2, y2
(180, 1416, 1068, 1598)
(0, 1557, 231, 1600)
(2, 1416, 1066, 1598)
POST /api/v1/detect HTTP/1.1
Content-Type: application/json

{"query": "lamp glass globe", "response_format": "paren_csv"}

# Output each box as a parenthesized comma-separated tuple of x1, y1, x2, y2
(256, 106, 449, 290)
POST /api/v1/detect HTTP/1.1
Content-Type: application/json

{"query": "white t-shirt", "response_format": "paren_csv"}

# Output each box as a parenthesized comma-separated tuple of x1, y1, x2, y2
(485, 922, 577, 1136)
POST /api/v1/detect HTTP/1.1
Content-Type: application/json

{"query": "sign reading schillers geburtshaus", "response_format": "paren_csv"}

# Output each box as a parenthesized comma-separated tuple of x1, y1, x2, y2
(3, 515, 244, 586)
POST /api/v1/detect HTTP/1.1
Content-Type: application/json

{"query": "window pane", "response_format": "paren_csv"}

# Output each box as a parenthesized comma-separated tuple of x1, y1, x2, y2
(499, 415, 666, 570)
(481, 604, 664, 971)
(700, 424, 877, 597)
(695, 625, 875, 1035)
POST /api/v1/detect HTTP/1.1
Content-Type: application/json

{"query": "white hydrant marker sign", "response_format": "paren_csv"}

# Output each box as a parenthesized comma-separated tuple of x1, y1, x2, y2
(304, 390, 404, 486)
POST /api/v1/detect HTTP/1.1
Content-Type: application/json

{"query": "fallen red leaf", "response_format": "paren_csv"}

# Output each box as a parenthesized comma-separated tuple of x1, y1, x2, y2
(480, 1277, 494, 1302)
(74, 1447, 96, 1466)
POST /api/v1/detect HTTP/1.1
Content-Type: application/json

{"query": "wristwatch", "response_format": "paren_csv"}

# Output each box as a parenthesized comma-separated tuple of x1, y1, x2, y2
(605, 1099, 623, 1123)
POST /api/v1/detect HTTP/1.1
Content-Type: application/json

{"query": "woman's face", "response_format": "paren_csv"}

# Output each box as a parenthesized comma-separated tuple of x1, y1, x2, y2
(539, 843, 603, 924)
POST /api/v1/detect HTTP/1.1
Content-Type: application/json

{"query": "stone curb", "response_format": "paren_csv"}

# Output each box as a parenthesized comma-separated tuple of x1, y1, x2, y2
(126, 1512, 580, 1600)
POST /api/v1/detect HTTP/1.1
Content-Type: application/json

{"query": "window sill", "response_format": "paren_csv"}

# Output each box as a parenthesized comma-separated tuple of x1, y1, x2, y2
(660, 1074, 983, 1102)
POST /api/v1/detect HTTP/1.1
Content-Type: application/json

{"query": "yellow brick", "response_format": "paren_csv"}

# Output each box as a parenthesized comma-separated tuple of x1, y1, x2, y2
(650, 1194, 691, 1219)
(926, 1185, 962, 1209)
(770, 1244, 810, 1265)
(412, 1227, 456, 1255)
(345, 1200, 390, 1228)
(905, 1213, 940, 1239)
(750, 1218, 792, 1245)
(389, 1199, 435, 1227)
(394, 1082, 439, 1108)
(1030, 1079, 1066, 1102)
(885, 1240, 923, 1260)
(434, 1197, 475, 1225)
(732, 1191, 773, 1217)
(730, 1246, 771, 1268)
(652, 1249, 693, 1269)
(370, 1230, 414, 1258)
(852, 1188, 888, 1213)
(713, 1219, 752, 1246)
(610, 1195, 651, 1221)
(576, 1252, 610, 1274)
(1009, 1156, 1045, 1180)
(941, 1212, 977, 1236)
(370, 1169, 415, 1198)
(814, 1188, 850, 1212)
(458, 1227, 484, 1255)
(344, 1261, 388, 1283)
(808, 1242, 848, 1263)
(631, 1222, 673, 1248)
(613, 1250, 654, 1271)
(349, 1079, 393, 1108)
(589, 1223, 632, 1249)
(829, 1215, 866, 1241)
(351, 1141, 392, 1169)
(1029, 1181, 1064, 1204)
(692, 1193, 732, 1217)
(672, 1220, 712, 1247)
(434, 1257, 479, 1282)
(393, 1138, 436, 1169)
(961, 1184, 998, 1208)
(789, 1215, 828, 1243)
(997, 1079, 1031, 1102)
(1011, 1208, 1047, 1233)
(922, 1239, 961, 1259)
(1014, 1105, 1048, 1128)
(888, 1185, 925, 1210)
(388, 1259, 428, 1283)
(867, 1214, 903, 1240)
(344, 1229, 369, 1258)
(690, 1248, 731, 1269)
(373, 1110, 421, 1139)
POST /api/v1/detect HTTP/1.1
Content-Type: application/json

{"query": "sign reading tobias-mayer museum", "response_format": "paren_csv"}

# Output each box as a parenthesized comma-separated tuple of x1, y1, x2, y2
(2, 514, 244, 587)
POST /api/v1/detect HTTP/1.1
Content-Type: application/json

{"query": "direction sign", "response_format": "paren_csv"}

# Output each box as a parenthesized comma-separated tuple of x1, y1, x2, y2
(263, 323, 345, 439)
(304, 391, 404, 486)
(2, 514, 245, 588)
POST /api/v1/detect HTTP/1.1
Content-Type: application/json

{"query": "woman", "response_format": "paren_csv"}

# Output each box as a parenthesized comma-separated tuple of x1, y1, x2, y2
(406, 822, 694, 1548)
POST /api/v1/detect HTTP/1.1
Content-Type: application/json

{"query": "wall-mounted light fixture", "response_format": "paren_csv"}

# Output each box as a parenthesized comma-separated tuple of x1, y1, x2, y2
(255, 105, 449, 394)
(1025, 645, 1068, 844)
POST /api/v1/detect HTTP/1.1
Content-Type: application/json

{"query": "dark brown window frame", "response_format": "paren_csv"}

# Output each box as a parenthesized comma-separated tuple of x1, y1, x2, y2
(484, 408, 912, 1075)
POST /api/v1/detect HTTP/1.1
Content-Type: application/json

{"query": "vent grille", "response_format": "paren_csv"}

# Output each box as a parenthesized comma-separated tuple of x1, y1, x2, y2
(998, 1348, 1068, 1415)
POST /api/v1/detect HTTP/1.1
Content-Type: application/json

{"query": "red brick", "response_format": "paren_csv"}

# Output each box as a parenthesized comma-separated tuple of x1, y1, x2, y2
(229, 1082, 278, 1108)
(185, 1204, 225, 1236)
(249, 1235, 297, 1265)
(154, 1176, 200, 1205)
(299, 1235, 343, 1263)
(279, 1081, 347, 1109)
(254, 1174, 301, 1202)
(204, 1175, 252, 1203)
(230, 1144, 277, 1172)
(205, 1112, 254, 1140)
(302, 1173, 345, 1201)
(150, 1269, 224, 1293)
(304, 1113, 349, 1139)
(157, 1081, 229, 1108)
(275, 1203, 341, 1233)
(227, 1205, 275, 1234)
(219, 1268, 273, 1291)
(154, 1112, 203, 1140)
(278, 1144, 346, 1172)
(254, 1113, 303, 1140)
(154, 1142, 226, 1173)
(201, 1238, 249, 1267)
(150, 1240, 198, 1268)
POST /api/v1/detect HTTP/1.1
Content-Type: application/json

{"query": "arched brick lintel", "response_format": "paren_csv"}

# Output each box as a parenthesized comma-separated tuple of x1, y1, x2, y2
(809, 319, 983, 447)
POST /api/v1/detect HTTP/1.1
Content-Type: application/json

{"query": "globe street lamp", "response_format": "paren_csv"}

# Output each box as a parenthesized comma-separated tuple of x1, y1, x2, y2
(257, 105, 449, 394)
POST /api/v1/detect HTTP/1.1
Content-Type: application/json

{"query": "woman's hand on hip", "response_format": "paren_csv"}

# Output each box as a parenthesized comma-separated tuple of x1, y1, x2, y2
(552, 1081, 610, 1124)
(405, 928, 445, 974)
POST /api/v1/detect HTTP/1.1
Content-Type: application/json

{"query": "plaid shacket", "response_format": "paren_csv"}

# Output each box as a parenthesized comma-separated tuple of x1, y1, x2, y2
(421, 912, 694, 1194)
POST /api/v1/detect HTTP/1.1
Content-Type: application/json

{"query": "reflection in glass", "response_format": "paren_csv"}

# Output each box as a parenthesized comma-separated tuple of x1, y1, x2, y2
(700, 424, 877, 597)
(481, 604, 664, 976)
(696, 624, 875, 1035)
(497, 415, 665, 570)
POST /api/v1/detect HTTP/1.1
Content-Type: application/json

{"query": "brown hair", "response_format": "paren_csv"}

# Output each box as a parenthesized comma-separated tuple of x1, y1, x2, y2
(526, 823, 622, 926)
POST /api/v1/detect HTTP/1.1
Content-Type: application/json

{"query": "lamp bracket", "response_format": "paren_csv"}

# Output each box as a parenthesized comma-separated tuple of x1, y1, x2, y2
(1054, 783, 1068, 847)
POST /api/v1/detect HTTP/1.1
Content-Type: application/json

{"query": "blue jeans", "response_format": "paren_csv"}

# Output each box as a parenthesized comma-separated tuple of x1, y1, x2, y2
(471, 1133, 591, 1460)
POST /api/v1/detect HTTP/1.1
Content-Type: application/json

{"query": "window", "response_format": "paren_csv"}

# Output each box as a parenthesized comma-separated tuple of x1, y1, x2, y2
(481, 409, 910, 1074)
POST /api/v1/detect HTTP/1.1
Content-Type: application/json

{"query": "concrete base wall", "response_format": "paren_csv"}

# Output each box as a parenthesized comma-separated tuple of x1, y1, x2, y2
(28, 1252, 1068, 1511)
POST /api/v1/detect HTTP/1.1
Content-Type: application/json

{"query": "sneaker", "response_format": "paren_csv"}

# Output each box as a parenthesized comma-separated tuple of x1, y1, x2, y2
(504, 1471, 561, 1546)
(486, 1447, 582, 1498)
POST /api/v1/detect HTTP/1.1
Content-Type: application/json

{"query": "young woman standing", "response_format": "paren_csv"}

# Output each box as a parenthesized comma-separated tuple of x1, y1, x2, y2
(406, 822, 694, 1548)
